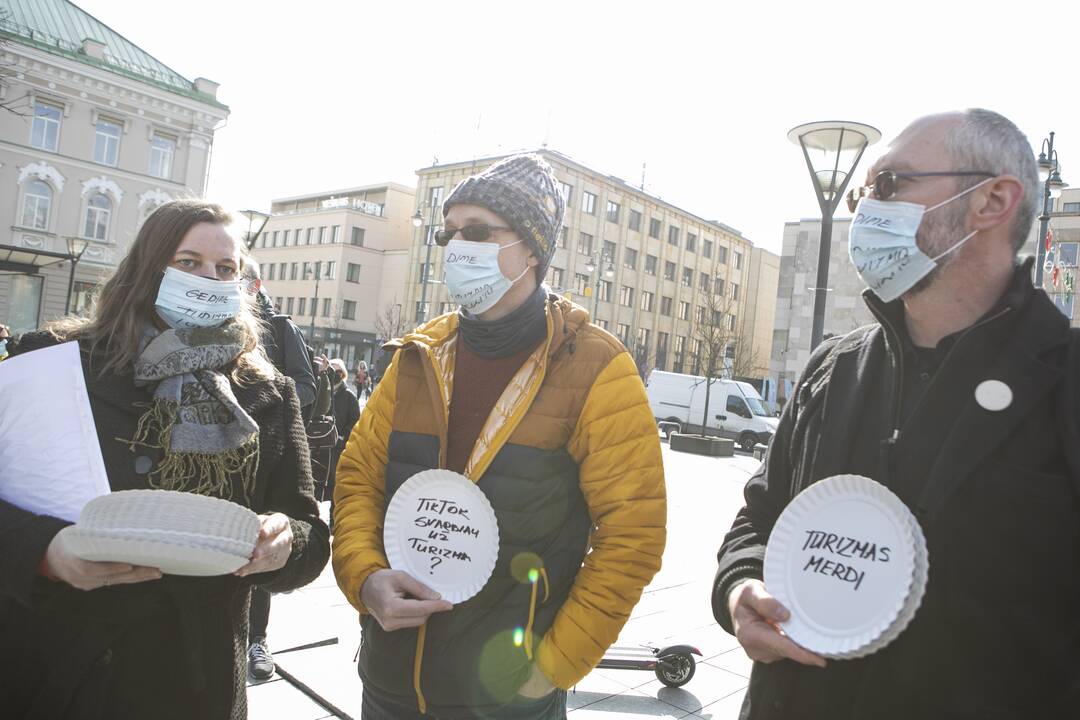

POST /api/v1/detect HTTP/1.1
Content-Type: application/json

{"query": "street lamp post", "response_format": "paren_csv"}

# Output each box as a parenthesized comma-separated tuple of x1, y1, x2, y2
(64, 237, 90, 314)
(239, 209, 270, 251)
(1035, 132, 1068, 288)
(584, 251, 614, 317)
(788, 121, 881, 350)
(412, 203, 439, 323)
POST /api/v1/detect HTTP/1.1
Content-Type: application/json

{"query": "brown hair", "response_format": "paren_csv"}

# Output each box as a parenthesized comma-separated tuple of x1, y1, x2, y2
(46, 199, 274, 383)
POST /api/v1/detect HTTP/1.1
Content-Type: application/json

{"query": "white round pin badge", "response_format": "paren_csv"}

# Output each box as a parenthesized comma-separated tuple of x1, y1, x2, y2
(974, 380, 1012, 412)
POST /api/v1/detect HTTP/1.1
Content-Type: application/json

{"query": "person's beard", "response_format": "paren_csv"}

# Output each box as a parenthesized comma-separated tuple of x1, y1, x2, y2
(905, 198, 970, 298)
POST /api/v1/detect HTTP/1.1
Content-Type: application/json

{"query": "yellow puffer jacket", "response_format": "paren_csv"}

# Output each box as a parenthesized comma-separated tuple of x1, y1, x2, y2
(333, 294, 666, 714)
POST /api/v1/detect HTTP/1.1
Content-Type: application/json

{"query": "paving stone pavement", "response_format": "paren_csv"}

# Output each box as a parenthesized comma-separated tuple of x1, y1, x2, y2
(247, 438, 761, 719)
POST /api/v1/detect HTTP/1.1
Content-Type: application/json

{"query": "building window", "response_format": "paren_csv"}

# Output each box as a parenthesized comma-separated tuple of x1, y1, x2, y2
(604, 240, 617, 265)
(286, 297, 295, 314)
(1063, 202, 1080, 213)
(271, 230, 279, 247)
(322, 298, 331, 317)
(71, 280, 96, 316)
(686, 233, 697, 253)
(668, 226, 680, 246)
(638, 254, 656, 277)
(673, 335, 686, 371)
(578, 232, 594, 255)
(558, 227, 568, 248)
(318, 227, 327, 244)
(21, 180, 52, 230)
(715, 278, 725, 296)
(347, 263, 361, 282)
(258, 232, 267, 248)
(265, 264, 275, 281)
(351, 227, 365, 246)
(1058, 242, 1078, 266)
(297, 297, 307, 316)
(682, 267, 693, 287)
(325, 261, 336, 279)
(595, 319, 609, 330)
(31, 101, 62, 151)
(7, 274, 43, 332)
(547, 266, 565, 288)
(575, 273, 590, 294)
(429, 186, 443, 208)
(640, 290, 654, 312)
(306, 228, 314, 245)
(620, 285, 634, 307)
(700, 272, 711, 293)
(718, 246, 728, 264)
(606, 200, 620, 223)
(149, 134, 175, 179)
(703, 239, 713, 258)
(656, 331, 669, 370)
(696, 306, 706, 324)
(598, 279, 613, 302)
(301, 261, 311, 279)
(439, 302, 454, 315)
(729, 314, 737, 332)
(636, 327, 651, 353)
(660, 296, 673, 316)
(617, 323, 631, 345)
(559, 182, 573, 207)
(93, 118, 122, 166)
(629, 210, 642, 232)
(649, 218, 662, 239)
(624, 247, 638, 270)
(582, 191, 597, 215)
(691, 339, 702, 373)
(419, 263, 431, 283)
(341, 300, 357, 320)
(277, 262, 286, 279)
(82, 193, 111, 241)
(732, 283, 740, 300)
(734, 251, 743, 269)
(679, 300, 691, 320)
(331, 225, 341, 243)
(290, 263, 299, 280)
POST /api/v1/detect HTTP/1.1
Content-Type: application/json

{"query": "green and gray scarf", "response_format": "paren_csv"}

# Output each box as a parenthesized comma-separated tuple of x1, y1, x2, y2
(120, 323, 260, 501)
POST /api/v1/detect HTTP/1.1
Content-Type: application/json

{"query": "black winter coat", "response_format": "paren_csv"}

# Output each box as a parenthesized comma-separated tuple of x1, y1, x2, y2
(713, 260, 1080, 719)
(0, 334, 330, 720)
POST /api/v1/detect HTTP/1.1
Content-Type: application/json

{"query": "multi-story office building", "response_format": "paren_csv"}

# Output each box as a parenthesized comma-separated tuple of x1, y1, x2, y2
(249, 182, 416, 369)
(0, 0, 227, 332)
(406, 149, 776, 381)
(771, 187, 1080, 404)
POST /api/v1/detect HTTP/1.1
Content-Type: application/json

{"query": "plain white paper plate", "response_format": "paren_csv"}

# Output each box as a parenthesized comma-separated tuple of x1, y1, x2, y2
(384, 469, 499, 604)
(764, 474, 927, 658)
(62, 528, 250, 576)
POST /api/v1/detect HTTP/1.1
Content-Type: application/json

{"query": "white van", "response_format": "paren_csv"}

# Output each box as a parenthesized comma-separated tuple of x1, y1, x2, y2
(645, 370, 779, 451)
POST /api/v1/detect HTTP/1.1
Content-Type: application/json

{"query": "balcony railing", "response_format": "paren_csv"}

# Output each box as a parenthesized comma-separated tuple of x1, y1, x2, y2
(272, 200, 385, 219)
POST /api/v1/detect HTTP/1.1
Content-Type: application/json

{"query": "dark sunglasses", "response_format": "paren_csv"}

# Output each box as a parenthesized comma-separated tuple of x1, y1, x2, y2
(434, 224, 514, 246)
(846, 170, 996, 213)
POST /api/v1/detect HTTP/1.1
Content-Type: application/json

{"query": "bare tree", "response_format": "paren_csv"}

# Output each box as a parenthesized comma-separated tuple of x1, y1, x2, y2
(373, 301, 409, 342)
(691, 288, 743, 437)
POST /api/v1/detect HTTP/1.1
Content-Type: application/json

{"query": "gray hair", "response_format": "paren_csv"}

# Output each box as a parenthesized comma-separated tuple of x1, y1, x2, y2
(946, 109, 1041, 253)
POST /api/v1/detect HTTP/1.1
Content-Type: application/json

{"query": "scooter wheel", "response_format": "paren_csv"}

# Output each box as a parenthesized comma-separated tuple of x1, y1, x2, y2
(655, 651, 695, 688)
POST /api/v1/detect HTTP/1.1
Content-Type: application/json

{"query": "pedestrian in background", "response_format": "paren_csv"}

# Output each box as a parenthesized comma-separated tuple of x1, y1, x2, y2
(333, 154, 666, 719)
(714, 109, 1080, 718)
(327, 358, 359, 531)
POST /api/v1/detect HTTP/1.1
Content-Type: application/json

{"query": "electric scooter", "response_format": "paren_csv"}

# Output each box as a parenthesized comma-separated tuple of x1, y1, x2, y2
(595, 644, 702, 688)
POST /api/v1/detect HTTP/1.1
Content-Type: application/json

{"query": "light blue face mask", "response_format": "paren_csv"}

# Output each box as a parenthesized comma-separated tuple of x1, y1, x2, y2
(443, 239, 530, 315)
(848, 178, 993, 302)
(154, 266, 242, 329)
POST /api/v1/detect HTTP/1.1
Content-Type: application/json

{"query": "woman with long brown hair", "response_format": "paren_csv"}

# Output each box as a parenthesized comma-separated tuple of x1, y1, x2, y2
(0, 200, 330, 719)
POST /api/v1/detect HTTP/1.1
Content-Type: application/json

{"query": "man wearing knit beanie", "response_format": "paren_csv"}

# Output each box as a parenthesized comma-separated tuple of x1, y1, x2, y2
(333, 153, 666, 720)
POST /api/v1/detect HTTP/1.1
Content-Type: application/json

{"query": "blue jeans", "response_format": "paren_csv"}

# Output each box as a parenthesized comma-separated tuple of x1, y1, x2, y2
(361, 688, 567, 720)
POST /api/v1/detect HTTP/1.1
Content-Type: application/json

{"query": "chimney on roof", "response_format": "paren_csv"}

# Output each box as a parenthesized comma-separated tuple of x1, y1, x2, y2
(194, 77, 220, 99)
(80, 38, 106, 59)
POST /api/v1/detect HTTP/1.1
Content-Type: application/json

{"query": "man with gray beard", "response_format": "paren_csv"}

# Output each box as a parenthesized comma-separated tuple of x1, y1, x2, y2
(714, 109, 1080, 718)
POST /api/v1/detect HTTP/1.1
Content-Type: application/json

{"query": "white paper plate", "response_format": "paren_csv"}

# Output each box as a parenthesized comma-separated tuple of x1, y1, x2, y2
(764, 474, 919, 658)
(384, 469, 499, 604)
(62, 527, 250, 576)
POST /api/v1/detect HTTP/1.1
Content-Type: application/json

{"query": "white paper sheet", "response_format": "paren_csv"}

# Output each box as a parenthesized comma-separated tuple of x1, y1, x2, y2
(0, 341, 110, 522)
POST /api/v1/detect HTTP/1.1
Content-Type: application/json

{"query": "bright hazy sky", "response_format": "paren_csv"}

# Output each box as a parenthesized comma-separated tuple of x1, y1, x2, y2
(79, 0, 1079, 254)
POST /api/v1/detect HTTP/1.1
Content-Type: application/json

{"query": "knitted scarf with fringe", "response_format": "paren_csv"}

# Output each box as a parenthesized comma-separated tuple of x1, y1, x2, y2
(119, 323, 260, 502)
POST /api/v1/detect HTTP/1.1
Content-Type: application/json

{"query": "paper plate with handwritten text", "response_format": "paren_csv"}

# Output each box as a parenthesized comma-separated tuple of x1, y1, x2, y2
(384, 469, 500, 604)
(763, 474, 928, 658)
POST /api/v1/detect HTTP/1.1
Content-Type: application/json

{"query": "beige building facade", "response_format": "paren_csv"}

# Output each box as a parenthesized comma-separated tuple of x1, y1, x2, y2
(406, 149, 776, 382)
(248, 183, 415, 369)
(0, 1, 227, 333)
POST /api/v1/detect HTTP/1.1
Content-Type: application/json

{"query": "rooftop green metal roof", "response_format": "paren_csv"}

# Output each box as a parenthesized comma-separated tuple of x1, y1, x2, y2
(0, 0, 227, 109)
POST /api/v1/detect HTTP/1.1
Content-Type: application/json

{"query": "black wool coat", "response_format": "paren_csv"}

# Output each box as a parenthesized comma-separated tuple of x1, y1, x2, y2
(0, 333, 330, 720)
(713, 260, 1080, 719)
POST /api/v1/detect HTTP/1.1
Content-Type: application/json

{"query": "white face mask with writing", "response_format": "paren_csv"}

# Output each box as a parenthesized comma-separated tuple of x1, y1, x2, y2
(848, 178, 993, 302)
(443, 239, 530, 315)
(155, 266, 242, 329)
